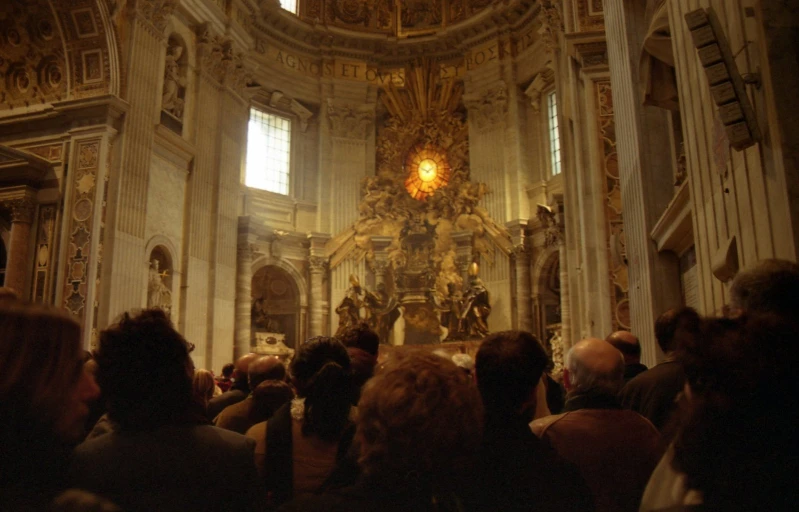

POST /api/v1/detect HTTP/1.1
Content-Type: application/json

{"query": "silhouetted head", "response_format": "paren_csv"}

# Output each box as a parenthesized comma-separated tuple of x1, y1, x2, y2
(564, 338, 625, 395)
(476, 330, 548, 419)
(606, 330, 641, 365)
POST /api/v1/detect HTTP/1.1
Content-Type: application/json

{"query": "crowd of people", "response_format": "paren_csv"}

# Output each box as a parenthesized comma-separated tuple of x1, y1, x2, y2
(1, 259, 798, 511)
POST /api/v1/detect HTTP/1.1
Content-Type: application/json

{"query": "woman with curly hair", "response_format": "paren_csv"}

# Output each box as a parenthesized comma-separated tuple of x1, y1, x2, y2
(281, 350, 484, 511)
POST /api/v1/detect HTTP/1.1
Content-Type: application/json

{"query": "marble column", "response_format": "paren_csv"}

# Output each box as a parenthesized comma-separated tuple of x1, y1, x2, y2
(234, 242, 253, 359)
(558, 239, 571, 350)
(370, 236, 393, 289)
(4, 198, 36, 295)
(308, 256, 328, 338)
(507, 220, 533, 332)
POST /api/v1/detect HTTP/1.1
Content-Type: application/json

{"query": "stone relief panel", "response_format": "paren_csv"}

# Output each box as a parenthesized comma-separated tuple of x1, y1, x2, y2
(196, 26, 252, 94)
(0, 0, 67, 110)
(596, 80, 629, 331)
(63, 139, 101, 319)
(574, 0, 604, 32)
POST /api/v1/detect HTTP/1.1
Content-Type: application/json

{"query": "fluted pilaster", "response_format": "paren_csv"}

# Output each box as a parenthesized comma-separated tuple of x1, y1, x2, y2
(604, 0, 681, 365)
(235, 242, 253, 359)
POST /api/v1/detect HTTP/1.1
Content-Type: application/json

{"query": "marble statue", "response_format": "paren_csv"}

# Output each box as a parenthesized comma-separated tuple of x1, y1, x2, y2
(363, 282, 399, 344)
(441, 282, 465, 340)
(461, 263, 490, 338)
(148, 259, 172, 315)
(162, 42, 186, 119)
(251, 298, 280, 333)
(335, 274, 363, 337)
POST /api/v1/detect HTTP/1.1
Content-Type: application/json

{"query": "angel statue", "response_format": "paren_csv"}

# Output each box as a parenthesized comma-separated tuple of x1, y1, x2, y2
(461, 262, 491, 338)
(148, 259, 172, 316)
(335, 274, 364, 337)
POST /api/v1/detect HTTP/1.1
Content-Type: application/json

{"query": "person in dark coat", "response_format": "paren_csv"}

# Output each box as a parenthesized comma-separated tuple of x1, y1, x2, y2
(606, 330, 648, 382)
(474, 330, 593, 512)
(206, 352, 260, 420)
(532, 338, 661, 512)
(621, 308, 699, 433)
(69, 309, 261, 512)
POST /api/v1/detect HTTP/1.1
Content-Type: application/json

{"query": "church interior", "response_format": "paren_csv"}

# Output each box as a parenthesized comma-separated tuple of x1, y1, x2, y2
(0, 0, 796, 374)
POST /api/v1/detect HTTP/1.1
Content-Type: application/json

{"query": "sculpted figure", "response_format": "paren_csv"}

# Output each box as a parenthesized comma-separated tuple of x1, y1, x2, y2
(363, 282, 399, 344)
(335, 274, 363, 337)
(162, 42, 186, 119)
(441, 282, 465, 340)
(461, 263, 490, 338)
(148, 259, 172, 316)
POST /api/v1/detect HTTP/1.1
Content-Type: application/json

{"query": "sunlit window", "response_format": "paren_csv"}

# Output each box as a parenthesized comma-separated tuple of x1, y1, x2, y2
(547, 91, 562, 176)
(246, 108, 291, 195)
(280, 0, 298, 14)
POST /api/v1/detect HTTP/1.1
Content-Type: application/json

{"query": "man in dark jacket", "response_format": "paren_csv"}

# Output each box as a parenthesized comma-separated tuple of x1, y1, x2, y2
(621, 308, 699, 432)
(69, 309, 261, 512)
(532, 338, 660, 512)
(474, 331, 593, 512)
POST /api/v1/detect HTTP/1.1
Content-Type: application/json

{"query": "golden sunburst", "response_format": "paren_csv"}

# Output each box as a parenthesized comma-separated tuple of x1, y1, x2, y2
(404, 143, 451, 200)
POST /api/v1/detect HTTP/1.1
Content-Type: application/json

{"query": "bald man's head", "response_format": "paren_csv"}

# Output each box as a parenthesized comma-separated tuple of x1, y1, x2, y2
(234, 353, 259, 377)
(565, 338, 625, 395)
(248, 356, 286, 390)
(606, 330, 641, 364)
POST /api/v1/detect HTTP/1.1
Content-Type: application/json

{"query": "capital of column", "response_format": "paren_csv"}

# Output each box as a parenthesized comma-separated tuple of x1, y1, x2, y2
(369, 258, 389, 276)
(464, 83, 508, 130)
(326, 99, 375, 139)
(127, 0, 179, 34)
(5, 198, 36, 224)
(309, 256, 329, 273)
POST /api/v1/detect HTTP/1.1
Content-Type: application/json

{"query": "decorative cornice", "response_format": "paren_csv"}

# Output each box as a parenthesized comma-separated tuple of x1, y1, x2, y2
(270, 91, 313, 132)
(573, 40, 608, 69)
(524, 67, 555, 112)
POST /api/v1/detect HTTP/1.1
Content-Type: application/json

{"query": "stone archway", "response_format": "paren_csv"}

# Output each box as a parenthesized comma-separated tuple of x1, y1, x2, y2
(532, 247, 561, 349)
(251, 265, 302, 349)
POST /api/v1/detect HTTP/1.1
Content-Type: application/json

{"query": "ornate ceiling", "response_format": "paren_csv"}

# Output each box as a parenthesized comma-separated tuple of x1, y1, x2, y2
(255, 0, 540, 61)
(298, 0, 498, 38)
